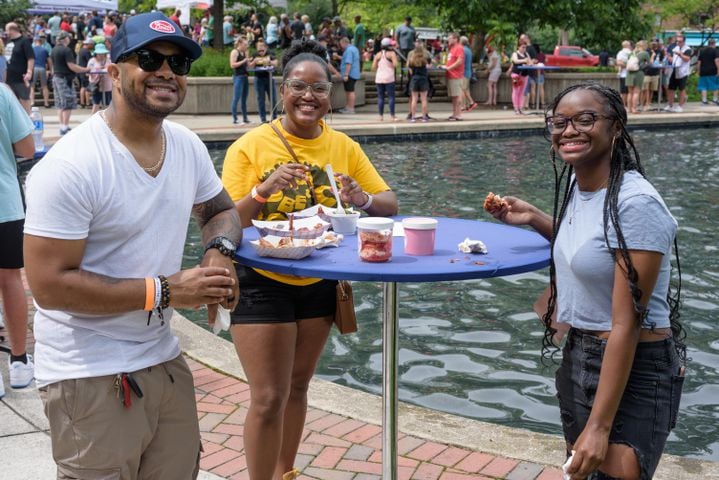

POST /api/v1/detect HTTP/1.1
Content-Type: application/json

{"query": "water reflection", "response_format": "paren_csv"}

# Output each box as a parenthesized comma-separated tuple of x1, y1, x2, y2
(188, 129, 718, 460)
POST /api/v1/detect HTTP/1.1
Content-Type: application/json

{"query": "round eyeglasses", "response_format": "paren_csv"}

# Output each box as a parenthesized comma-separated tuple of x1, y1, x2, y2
(283, 79, 333, 99)
(545, 112, 612, 136)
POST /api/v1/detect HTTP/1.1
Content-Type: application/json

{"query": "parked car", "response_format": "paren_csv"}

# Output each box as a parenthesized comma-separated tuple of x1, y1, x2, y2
(544, 46, 599, 67)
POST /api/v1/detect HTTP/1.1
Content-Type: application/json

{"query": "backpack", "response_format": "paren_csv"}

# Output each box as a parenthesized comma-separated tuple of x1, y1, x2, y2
(627, 53, 639, 71)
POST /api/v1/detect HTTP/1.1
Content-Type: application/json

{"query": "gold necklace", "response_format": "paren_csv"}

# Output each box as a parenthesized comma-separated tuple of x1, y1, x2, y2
(100, 110, 166, 173)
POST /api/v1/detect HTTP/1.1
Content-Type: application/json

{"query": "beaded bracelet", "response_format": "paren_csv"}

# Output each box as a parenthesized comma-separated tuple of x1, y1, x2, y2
(158, 275, 170, 310)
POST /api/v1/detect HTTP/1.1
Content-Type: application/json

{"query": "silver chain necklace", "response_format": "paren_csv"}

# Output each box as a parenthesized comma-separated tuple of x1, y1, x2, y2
(100, 110, 166, 174)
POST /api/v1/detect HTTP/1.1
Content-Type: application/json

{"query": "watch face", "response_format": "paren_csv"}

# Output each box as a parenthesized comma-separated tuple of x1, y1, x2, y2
(220, 238, 235, 252)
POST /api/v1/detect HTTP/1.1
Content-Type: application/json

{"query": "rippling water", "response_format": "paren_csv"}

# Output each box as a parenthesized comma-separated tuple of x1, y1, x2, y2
(184, 129, 719, 460)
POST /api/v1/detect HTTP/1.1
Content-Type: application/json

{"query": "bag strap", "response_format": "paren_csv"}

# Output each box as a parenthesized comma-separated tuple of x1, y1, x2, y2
(269, 122, 299, 162)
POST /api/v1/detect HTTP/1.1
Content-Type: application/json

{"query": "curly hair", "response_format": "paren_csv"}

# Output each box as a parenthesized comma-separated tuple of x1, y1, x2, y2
(540, 82, 686, 364)
(281, 39, 331, 81)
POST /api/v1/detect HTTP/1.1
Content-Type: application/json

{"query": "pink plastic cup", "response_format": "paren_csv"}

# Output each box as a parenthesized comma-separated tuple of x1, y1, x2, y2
(402, 217, 438, 255)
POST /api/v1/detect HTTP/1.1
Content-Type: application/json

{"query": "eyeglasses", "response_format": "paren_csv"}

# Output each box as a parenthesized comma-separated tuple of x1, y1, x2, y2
(283, 79, 333, 98)
(118, 48, 192, 76)
(545, 112, 612, 135)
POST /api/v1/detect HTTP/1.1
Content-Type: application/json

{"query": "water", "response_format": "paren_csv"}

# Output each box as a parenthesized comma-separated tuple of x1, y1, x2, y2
(184, 129, 719, 460)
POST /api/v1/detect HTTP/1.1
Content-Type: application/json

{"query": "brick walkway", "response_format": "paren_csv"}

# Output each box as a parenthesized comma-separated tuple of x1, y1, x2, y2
(189, 357, 564, 480)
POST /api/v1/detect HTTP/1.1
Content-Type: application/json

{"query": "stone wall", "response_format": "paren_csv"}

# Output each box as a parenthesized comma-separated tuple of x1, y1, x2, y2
(176, 76, 365, 115)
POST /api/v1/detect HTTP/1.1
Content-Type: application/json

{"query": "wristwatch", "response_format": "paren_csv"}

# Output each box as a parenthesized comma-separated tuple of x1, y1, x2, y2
(204, 236, 237, 257)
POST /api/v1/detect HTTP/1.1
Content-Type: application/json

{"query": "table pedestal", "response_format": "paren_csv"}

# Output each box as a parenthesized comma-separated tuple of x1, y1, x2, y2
(382, 281, 399, 479)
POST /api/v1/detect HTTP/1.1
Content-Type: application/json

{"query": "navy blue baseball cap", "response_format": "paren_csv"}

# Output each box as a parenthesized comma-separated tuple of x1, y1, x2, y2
(111, 12, 202, 63)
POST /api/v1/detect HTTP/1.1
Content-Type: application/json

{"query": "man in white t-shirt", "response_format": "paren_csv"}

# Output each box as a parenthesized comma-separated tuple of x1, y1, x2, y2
(615, 40, 633, 107)
(23, 12, 242, 479)
(664, 34, 693, 113)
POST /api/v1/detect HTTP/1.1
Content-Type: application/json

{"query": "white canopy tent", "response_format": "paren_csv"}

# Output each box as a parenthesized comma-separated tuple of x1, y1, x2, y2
(30, 0, 118, 14)
(155, 0, 287, 26)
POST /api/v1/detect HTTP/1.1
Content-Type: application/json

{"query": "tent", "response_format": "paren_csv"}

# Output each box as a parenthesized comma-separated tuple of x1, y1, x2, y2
(155, 0, 287, 26)
(29, 0, 118, 14)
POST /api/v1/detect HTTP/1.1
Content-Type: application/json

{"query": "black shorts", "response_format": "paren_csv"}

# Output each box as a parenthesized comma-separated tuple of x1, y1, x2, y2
(230, 265, 337, 324)
(668, 74, 687, 91)
(0, 219, 24, 269)
(79, 74, 89, 88)
(8, 81, 30, 100)
(619, 77, 628, 94)
(92, 90, 112, 105)
(343, 77, 357, 92)
(410, 76, 429, 92)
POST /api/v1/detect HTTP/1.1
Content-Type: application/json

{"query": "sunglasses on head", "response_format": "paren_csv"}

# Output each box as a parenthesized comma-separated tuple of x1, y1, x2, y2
(118, 48, 192, 76)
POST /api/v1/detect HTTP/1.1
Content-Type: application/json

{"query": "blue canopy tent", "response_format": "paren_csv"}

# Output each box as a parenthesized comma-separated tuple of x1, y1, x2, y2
(29, 0, 118, 15)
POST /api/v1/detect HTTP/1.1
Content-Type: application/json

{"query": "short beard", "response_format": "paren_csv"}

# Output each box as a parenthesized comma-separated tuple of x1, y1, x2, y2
(119, 75, 184, 119)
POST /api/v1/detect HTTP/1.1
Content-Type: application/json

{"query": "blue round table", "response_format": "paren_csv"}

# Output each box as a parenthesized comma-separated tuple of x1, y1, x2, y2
(236, 216, 550, 479)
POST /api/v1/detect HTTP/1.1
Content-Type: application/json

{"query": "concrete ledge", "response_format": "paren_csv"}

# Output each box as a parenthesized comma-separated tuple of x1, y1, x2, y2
(171, 312, 719, 478)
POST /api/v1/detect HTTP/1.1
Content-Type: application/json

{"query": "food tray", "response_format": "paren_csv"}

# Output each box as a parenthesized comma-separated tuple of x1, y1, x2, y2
(252, 216, 330, 239)
(250, 236, 316, 259)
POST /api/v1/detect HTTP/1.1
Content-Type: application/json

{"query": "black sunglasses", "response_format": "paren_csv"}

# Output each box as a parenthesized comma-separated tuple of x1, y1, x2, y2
(119, 48, 192, 76)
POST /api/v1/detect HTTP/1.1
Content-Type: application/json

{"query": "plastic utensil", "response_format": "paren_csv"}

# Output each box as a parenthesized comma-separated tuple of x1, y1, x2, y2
(324, 164, 344, 211)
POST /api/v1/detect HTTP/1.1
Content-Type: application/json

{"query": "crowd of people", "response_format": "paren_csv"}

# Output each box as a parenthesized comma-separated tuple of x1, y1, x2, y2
(0, 8, 694, 480)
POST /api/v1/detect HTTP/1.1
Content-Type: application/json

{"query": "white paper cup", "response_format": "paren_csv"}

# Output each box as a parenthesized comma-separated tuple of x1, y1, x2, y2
(327, 210, 360, 235)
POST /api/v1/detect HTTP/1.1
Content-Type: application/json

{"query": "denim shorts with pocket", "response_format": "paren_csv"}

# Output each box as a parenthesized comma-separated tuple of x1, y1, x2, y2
(555, 328, 684, 479)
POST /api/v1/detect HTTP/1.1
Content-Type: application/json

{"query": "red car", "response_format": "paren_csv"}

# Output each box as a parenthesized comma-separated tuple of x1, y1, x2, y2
(544, 46, 599, 67)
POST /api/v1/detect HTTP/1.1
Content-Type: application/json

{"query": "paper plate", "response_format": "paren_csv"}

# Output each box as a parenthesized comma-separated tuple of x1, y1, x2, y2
(292, 205, 338, 222)
(250, 236, 316, 259)
(252, 216, 330, 239)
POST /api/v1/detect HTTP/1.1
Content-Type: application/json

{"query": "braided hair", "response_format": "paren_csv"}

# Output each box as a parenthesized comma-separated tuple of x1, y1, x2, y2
(540, 82, 686, 364)
(281, 39, 332, 81)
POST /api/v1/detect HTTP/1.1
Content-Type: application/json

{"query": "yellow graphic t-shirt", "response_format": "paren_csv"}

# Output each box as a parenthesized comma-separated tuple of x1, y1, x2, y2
(222, 119, 391, 285)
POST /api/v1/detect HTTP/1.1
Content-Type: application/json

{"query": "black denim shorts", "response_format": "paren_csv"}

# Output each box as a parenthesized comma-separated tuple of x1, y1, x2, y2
(555, 328, 685, 480)
(230, 265, 337, 324)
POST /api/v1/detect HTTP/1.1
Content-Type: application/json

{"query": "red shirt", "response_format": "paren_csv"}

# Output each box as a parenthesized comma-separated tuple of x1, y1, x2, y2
(60, 21, 72, 33)
(445, 44, 464, 79)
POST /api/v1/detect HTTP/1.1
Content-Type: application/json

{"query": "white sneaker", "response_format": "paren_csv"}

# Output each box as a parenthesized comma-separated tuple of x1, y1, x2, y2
(672, 105, 683, 113)
(9, 354, 34, 389)
(662, 104, 674, 112)
(0, 373, 5, 398)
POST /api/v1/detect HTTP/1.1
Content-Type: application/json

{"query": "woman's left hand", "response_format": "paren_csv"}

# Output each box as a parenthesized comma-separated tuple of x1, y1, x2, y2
(336, 174, 367, 207)
(565, 427, 609, 479)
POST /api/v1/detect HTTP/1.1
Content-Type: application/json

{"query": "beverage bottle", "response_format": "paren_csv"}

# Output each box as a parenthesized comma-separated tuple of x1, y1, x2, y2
(30, 107, 45, 153)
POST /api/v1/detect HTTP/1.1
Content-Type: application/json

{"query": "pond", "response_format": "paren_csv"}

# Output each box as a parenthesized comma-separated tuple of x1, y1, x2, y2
(182, 128, 719, 460)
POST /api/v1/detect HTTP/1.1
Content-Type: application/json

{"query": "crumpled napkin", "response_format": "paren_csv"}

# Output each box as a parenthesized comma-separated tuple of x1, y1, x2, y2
(212, 305, 231, 335)
(458, 237, 488, 254)
(562, 450, 576, 480)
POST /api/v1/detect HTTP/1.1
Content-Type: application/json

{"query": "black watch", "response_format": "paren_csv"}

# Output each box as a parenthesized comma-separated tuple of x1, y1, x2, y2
(204, 236, 237, 257)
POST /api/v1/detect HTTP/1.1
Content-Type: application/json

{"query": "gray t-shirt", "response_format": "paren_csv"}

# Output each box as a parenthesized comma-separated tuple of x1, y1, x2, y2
(554, 171, 676, 330)
(395, 24, 415, 50)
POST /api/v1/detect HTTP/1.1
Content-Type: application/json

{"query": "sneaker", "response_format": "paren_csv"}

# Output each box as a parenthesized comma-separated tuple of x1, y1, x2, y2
(701, 101, 709, 106)
(421, 115, 430, 122)
(662, 104, 674, 112)
(713, 100, 719, 106)
(0, 373, 5, 399)
(232, 119, 239, 124)
(406, 113, 412, 120)
(338, 108, 355, 114)
(672, 105, 683, 113)
(410, 117, 416, 123)
(243, 120, 251, 124)
(9, 354, 34, 389)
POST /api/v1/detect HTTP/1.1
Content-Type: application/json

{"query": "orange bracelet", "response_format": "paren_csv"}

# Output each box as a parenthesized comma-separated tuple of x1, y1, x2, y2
(144, 277, 155, 311)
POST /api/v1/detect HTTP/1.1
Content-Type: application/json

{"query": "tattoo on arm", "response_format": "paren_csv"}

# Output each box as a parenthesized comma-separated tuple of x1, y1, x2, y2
(192, 189, 243, 246)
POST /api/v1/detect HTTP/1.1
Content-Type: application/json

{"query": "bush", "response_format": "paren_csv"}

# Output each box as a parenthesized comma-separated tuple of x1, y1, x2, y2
(190, 47, 233, 77)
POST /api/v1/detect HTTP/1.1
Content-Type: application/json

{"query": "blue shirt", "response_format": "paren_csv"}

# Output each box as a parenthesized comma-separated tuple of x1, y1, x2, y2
(223, 21, 233, 45)
(463, 46, 473, 79)
(341, 44, 361, 80)
(33, 45, 49, 69)
(0, 85, 33, 222)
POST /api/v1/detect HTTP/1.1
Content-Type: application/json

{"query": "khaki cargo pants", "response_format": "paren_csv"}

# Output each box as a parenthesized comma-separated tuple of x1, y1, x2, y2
(39, 355, 201, 480)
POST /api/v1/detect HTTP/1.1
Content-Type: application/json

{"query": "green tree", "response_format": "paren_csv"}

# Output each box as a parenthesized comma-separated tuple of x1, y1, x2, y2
(118, 0, 160, 15)
(655, 0, 718, 44)
(0, 0, 32, 26)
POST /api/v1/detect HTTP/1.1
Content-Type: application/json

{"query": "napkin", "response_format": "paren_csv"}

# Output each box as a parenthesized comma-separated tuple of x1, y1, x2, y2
(562, 450, 576, 480)
(213, 305, 231, 335)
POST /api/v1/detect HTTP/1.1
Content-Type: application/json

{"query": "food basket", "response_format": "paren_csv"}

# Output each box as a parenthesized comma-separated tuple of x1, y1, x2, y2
(250, 236, 316, 259)
(252, 216, 330, 239)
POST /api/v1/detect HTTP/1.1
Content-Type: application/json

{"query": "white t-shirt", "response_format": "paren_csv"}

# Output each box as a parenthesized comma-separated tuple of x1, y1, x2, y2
(672, 45, 692, 79)
(24, 114, 223, 386)
(616, 48, 632, 78)
(554, 171, 676, 331)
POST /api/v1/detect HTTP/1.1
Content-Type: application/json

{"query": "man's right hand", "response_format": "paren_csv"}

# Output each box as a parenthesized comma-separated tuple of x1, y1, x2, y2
(167, 266, 235, 308)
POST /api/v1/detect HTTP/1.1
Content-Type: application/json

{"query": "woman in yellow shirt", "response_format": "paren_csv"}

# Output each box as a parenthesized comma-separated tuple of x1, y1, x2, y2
(222, 40, 398, 480)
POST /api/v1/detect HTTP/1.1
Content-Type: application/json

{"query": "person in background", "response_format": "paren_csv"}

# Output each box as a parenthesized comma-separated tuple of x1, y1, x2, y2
(534, 44, 547, 108)
(221, 40, 397, 480)
(484, 44, 501, 107)
(289, 12, 304, 42)
(615, 40, 632, 107)
(598, 49, 610, 67)
(51, 31, 89, 135)
(31, 35, 52, 108)
(265, 16, 279, 49)
(508, 41, 531, 115)
(229, 36, 251, 124)
(48, 11, 62, 45)
(0, 40, 7, 83)
(520, 34, 538, 111)
(641, 40, 662, 109)
(301, 15, 313, 40)
(338, 36, 361, 114)
(372, 37, 398, 121)
(460, 36, 477, 112)
(246, 12, 263, 46)
(103, 14, 117, 40)
(664, 34, 692, 113)
(87, 43, 111, 113)
(394, 15, 415, 69)
(353, 15, 365, 50)
(697, 37, 719, 106)
(3, 22, 35, 113)
(441, 32, 465, 120)
(169, 8, 182, 28)
(626, 40, 649, 114)
(223, 15, 234, 48)
(278, 14, 293, 49)
(77, 38, 95, 109)
(250, 39, 278, 123)
(23, 12, 241, 478)
(316, 35, 341, 77)
(489, 82, 685, 480)
(0, 83, 35, 399)
(407, 39, 432, 121)
(205, 12, 215, 47)
(332, 16, 349, 40)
